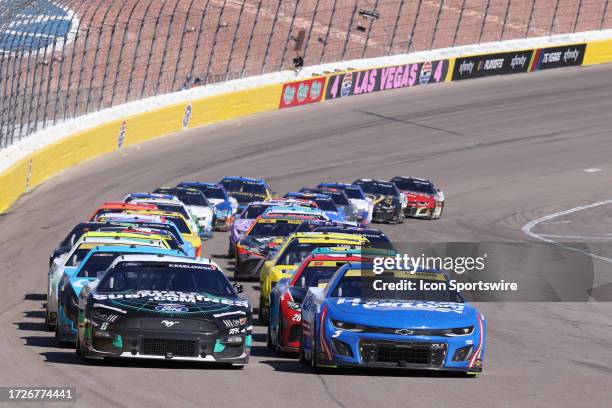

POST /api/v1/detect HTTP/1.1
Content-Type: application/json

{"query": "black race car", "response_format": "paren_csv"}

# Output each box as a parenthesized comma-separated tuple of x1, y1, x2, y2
(76, 254, 251, 367)
(353, 179, 404, 224)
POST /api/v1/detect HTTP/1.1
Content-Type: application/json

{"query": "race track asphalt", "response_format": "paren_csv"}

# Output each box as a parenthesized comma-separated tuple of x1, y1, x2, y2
(1, 64, 611, 407)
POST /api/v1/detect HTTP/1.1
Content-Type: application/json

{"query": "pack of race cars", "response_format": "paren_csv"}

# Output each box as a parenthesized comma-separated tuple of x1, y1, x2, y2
(45, 175, 485, 375)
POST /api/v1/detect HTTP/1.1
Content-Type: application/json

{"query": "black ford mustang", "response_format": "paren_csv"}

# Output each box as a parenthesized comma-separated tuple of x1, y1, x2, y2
(76, 254, 251, 367)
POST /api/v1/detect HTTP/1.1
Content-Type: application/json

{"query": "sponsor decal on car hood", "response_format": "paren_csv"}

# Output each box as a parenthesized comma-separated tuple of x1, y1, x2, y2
(330, 298, 476, 325)
(93, 290, 249, 314)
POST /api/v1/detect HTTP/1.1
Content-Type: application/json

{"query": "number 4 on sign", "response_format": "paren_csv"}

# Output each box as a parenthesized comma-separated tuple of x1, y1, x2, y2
(434, 61, 444, 83)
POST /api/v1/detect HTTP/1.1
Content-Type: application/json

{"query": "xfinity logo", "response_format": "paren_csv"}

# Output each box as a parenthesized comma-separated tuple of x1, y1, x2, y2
(564, 49, 580, 63)
(459, 61, 474, 75)
(395, 329, 414, 335)
(161, 320, 180, 328)
(510, 55, 527, 69)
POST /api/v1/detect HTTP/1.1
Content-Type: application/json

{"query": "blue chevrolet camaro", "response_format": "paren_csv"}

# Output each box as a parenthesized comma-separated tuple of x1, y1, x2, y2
(299, 262, 486, 375)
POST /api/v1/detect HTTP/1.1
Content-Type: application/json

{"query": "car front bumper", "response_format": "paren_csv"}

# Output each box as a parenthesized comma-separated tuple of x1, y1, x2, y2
(84, 328, 251, 365)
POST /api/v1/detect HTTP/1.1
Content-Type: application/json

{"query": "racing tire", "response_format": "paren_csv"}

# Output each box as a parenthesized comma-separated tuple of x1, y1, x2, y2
(228, 241, 235, 258)
(44, 310, 54, 332)
(75, 330, 83, 358)
(266, 321, 274, 350)
(298, 330, 308, 365)
(54, 316, 72, 348)
(258, 296, 267, 324)
(275, 306, 283, 353)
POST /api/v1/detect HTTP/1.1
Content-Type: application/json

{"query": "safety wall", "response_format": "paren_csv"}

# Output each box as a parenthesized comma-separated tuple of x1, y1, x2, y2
(1, 35, 611, 214)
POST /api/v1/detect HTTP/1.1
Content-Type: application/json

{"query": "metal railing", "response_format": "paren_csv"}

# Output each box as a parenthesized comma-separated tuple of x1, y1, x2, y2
(1, 0, 610, 148)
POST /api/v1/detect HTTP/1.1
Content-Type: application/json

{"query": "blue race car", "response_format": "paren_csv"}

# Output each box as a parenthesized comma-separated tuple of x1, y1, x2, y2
(300, 262, 486, 375)
(55, 245, 184, 345)
(178, 182, 238, 231)
(219, 176, 273, 212)
(284, 192, 346, 223)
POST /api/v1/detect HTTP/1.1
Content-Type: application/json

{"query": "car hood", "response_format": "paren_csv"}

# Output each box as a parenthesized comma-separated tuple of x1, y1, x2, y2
(403, 191, 435, 203)
(365, 194, 398, 207)
(92, 290, 250, 316)
(189, 205, 213, 216)
(327, 298, 476, 328)
(207, 198, 225, 206)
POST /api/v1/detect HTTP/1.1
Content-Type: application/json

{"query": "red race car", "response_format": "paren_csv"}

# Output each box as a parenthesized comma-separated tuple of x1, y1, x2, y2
(391, 176, 445, 219)
(267, 247, 393, 353)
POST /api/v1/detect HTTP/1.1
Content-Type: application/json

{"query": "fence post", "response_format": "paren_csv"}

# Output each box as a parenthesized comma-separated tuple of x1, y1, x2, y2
(603, 0, 610, 29)
(154, 1, 181, 96)
(319, 0, 338, 64)
(361, 0, 380, 58)
(278, 0, 301, 71)
(430, 0, 446, 50)
(204, 0, 229, 84)
(572, 0, 584, 33)
(22, 13, 49, 139)
(51, 9, 80, 126)
(102, 2, 140, 110)
(86, 4, 118, 114)
(500, 0, 511, 40)
(388, 0, 406, 55)
(39, 34, 62, 137)
(407, 0, 424, 52)
(302, 0, 322, 64)
(340, 4, 357, 60)
(524, 0, 536, 37)
(549, 0, 561, 35)
(170, 0, 197, 91)
(478, 0, 492, 44)
(185, 0, 211, 88)
(453, 0, 468, 46)
(139, 12, 164, 99)
(240, 1, 264, 76)
(225, 0, 248, 80)
(95, 1, 131, 112)
(258, 0, 277, 75)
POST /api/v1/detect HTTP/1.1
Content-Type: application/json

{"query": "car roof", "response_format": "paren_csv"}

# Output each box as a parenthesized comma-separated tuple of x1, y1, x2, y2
(179, 181, 221, 187)
(221, 176, 264, 183)
(311, 246, 396, 255)
(286, 192, 331, 199)
(108, 253, 216, 268)
(85, 245, 182, 256)
(288, 232, 367, 242)
(82, 230, 167, 239)
(126, 193, 177, 200)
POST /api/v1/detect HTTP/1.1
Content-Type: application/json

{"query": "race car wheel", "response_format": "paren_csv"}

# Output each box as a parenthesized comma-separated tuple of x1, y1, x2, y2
(44, 310, 54, 332)
(75, 330, 83, 358)
(275, 306, 283, 353)
(258, 296, 267, 324)
(298, 330, 308, 365)
(266, 321, 274, 350)
(54, 317, 71, 348)
(228, 241, 235, 258)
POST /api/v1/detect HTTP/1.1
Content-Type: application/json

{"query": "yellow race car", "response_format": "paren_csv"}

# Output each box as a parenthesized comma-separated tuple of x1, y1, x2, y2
(258, 232, 367, 322)
(121, 210, 203, 257)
